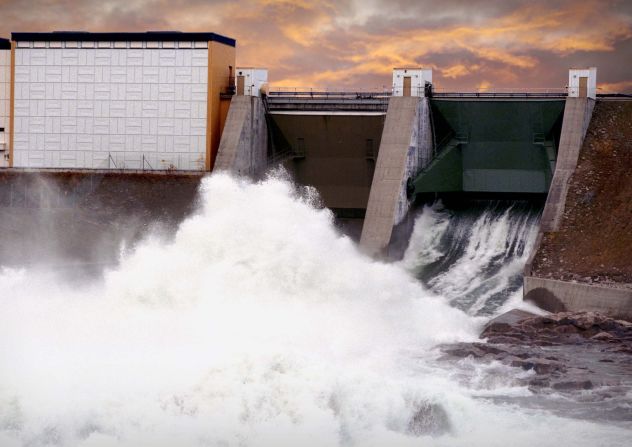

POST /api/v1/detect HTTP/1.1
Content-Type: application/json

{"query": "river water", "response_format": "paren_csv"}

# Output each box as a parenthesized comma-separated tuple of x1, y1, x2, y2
(0, 173, 630, 446)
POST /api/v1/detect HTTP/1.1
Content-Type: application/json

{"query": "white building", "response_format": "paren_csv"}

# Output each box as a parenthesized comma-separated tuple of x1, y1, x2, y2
(568, 67, 597, 99)
(4, 31, 236, 171)
(392, 68, 432, 97)
(235, 68, 268, 97)
(0, 38, 10, 168)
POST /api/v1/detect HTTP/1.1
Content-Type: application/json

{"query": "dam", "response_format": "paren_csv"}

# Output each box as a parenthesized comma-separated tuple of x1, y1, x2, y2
(0, 31, 628, 319)
(1, 30, 632, 447)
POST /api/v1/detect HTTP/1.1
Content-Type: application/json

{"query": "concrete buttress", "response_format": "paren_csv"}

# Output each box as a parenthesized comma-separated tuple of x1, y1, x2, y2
(360, 97, 432, 256)
(538, 97, 595, 232)
(215, 96, 268, 178)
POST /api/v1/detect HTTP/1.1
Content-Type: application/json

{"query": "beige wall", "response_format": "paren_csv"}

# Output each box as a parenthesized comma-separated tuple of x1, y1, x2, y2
(0, 47, 11, 167)
(219, 97, 231, 139)
(206, 41, 236, 170)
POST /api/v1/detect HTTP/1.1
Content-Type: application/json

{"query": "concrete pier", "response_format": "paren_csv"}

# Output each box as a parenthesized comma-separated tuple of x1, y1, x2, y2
(214, 96, 268, 178)
(359, 97, 432, 256)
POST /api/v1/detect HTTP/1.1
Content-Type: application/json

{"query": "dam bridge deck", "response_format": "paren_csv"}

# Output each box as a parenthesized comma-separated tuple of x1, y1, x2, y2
(266, 89, 569, 112)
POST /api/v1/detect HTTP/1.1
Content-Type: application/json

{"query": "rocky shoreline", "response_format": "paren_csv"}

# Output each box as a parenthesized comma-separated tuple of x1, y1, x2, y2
(440, 309, 632, 420)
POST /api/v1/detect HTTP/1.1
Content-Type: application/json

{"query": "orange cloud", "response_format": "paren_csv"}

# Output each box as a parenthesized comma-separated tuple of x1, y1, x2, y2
(0, 0, 630, 91)
(442, 64, 472, 79)
(599, 80, 632, 93)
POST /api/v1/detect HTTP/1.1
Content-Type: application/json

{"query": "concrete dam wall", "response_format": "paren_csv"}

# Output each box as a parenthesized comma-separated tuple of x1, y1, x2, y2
(0, 170, 202, 266)
(269, 112, 385, 211)
(412, 99, 565, 195)
(5, 91, 629, 321)
(256, 96, 568, 257)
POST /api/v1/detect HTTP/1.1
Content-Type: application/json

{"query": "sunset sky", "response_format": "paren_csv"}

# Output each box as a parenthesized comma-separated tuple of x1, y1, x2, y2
(1, 0, 630, 92)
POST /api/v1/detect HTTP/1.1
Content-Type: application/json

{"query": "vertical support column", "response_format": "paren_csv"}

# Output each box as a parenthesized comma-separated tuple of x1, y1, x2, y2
(205, 41, 213, 171)
(9, 41, 15, 167)
(360, 96, 429, 257)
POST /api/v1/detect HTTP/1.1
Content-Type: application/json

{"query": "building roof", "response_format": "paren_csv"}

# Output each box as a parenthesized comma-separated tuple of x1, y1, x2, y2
(11, 31, 236, 47)
(0, 38, 10, 50)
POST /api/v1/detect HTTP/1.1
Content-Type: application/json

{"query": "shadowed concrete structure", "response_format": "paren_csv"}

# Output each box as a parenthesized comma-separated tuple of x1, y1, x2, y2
(271, 112, 386, 211)
(410, 99, 565, 196)
(0, 170, 202, 267)
(214, 96, 267, 177)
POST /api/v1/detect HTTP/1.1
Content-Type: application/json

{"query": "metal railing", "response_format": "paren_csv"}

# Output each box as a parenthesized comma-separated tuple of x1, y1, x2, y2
(432, 87, 567, 98)
(225, 76, 236, 95)
(106, 152, 204, 171)
(268, 86, 392, 99)
(268, 85, 570, 99)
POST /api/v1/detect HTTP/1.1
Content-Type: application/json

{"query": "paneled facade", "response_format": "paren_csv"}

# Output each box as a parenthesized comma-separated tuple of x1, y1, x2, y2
(6, 32, 236, 171)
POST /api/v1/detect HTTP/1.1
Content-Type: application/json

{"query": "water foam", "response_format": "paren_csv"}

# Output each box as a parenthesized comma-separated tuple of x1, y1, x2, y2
(0, 174, 630, 446)
(402, 201, 541, 315)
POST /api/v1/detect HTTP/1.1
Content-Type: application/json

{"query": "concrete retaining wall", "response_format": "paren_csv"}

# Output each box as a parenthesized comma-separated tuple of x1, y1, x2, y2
(524, 276, 632, 321)
(214, 96, 267, 178)
(0, 170, 202, 266)
(359, 97, 432, 256)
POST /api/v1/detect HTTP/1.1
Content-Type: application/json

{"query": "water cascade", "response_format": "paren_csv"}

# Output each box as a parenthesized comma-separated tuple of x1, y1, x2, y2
(0, 174, 629, 446)
(401, 201, 542, 316)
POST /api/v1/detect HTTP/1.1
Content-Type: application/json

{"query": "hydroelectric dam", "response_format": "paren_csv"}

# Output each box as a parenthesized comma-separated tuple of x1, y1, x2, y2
(0, 33, 630, 318)
(1, 31, 632, 447)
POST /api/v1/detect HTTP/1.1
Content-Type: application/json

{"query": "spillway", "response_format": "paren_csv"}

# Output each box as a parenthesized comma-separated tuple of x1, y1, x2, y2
(401, 201, 543, 316)
(0, 173, 630, 447)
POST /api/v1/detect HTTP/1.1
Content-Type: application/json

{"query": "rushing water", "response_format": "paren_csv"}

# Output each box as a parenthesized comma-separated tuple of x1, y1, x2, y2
(401, 201, 543, 316)
(0, 173, 630, 446)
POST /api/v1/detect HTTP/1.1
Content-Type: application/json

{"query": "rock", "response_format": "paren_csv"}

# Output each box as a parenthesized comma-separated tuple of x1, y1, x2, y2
(407, 402, 451, 436)
(440, 310, 632, 396)
(592, 332, 616, 342)
(441, 343, 505, 359)
(481, 311, 632, 346)
(481, 309, 539, 337)
(552, 380, 594, 391)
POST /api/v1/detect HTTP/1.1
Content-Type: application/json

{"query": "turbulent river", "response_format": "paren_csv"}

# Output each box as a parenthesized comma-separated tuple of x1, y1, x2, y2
(0, 173, 630, 446)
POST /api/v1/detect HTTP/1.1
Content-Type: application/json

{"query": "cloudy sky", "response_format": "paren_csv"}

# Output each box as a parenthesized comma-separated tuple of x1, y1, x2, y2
(1, 0, 630, 92)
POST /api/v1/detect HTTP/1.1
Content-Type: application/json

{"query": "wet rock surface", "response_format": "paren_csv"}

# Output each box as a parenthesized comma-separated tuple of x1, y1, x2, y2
(407, 402, 452, 436)
(440, 310, 632, 422)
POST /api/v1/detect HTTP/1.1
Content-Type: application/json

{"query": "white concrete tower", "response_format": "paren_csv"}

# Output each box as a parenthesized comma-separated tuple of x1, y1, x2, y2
(235, 68, 268, 97)
(568, 68, 597, 99)
(392, 68, 432, 97)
